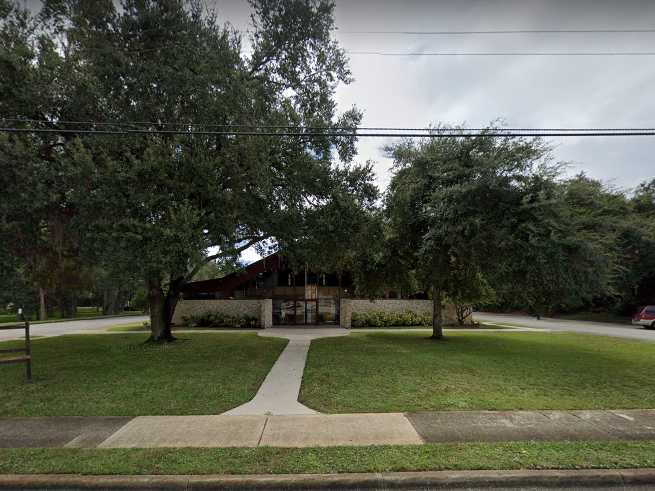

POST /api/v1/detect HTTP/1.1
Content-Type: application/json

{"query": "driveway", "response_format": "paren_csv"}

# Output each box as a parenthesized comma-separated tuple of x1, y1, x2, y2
(476, 312, 655, 342)
(0, 315, 149, 342)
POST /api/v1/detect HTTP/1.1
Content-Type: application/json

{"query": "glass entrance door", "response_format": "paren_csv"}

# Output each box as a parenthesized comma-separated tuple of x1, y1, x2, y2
(317, 297, 337, 324)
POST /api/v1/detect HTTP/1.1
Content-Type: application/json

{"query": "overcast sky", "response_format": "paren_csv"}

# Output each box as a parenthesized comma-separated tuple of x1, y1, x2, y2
(208, 0, 655, 263)
(22, 0, 653, 262)
(215, 0, 655, 195)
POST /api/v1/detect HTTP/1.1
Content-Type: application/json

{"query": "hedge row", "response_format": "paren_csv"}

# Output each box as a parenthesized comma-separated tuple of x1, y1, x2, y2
(182, 311, 259, 328)
(351, 310, 431, 327)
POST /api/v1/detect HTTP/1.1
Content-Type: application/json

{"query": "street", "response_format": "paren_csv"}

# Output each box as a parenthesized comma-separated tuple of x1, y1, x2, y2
(0, 315, 149, 342)
(476, 312, 655, 342)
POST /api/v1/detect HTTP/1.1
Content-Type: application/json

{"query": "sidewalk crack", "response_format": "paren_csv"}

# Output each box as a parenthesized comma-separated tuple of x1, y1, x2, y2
(257, 416, 269, 447)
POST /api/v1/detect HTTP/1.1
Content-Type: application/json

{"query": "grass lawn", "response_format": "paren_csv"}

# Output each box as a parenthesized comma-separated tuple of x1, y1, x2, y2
(106, 323, 260, 332)
(0, 333, 286, 416)
(300, 331, 655, 413)
(1, 441, 655, 475)
(105, 322, 150, 332)
(351, 324, 513, 330)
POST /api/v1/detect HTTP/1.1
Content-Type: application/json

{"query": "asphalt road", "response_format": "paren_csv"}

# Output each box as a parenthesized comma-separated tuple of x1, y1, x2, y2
(476, 312, 655, 342)
(0, 315, 149, 342)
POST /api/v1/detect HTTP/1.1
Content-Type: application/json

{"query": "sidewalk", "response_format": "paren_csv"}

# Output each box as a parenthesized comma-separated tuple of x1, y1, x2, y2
(3, 409, 655, 448)
(223, 328, 348, 415)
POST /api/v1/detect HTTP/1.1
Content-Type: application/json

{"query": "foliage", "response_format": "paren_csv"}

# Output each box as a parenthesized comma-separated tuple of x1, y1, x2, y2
(277, 163, 380, 284)
(384, 128, 616, 336)
(192, 258, 245, 282)
(446, 269, 495, 325)
(351, 310, 431, 327)
(0, 0, 372, 341)
(487, 174, 655, 316)
(182, 311, 259, 329)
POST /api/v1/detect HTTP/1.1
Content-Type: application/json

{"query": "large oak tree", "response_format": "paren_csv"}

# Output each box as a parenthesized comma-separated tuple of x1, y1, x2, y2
(385, 129, 612, 338)
(1, 0, 370, 341)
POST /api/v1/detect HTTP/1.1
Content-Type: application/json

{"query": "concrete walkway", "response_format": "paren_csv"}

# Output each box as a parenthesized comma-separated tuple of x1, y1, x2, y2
(98, 413, 423, 448)
(223, 328, 349, 416)
(4, 409, 655, 448)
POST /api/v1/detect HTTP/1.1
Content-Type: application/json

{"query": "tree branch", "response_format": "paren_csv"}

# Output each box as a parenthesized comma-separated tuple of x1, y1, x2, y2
(185, 236, 269, 281)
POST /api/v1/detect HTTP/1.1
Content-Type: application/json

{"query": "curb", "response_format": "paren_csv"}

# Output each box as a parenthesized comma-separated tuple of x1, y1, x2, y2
(1, 469, 654, 490)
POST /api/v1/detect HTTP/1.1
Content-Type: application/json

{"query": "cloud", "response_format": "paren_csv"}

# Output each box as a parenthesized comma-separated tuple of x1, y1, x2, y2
(330, 0, 655, 191)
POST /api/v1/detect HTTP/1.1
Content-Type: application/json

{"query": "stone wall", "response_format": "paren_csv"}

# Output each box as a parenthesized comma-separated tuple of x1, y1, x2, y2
(340, 298, 470, 328)
(172, 299, 272, 328)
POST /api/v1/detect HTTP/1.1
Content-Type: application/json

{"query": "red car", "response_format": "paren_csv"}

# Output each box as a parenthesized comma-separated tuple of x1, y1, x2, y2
(632, 305, 655, 328)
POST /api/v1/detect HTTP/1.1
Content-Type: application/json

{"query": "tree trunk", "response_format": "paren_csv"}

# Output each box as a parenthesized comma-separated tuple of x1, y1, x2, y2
(431, 286, 444, 339)
(38, 287, 47, 321)
(147, 279, 175, 343)
(455, 304, 472, 325)
(60, 292, 77, 319)
(103, 289, 114, 315)
(337, 272, 342, 326)
(103, 288, 125, 315)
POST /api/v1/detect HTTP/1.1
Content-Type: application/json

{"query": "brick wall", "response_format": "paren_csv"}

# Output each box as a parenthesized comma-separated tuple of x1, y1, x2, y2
(340, 298, 471, 327)
(172, 299, 272, 328)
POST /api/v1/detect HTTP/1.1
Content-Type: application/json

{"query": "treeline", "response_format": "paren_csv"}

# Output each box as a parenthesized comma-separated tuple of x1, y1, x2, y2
(374, 135, 655, 337)
(0, 253, 146, 320)
(1, 0, 653, 336)
(489, 174, 655, 316)
(0, 0, 374, 337)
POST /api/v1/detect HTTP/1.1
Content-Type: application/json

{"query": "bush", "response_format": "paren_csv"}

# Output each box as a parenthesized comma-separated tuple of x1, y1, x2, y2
(351, 310, 431, 327)
(181, 311, 259, 328)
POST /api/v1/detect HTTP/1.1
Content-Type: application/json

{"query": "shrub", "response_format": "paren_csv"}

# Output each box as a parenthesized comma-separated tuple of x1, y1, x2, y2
(351, 310, 431, 327)
(181, 311, 259, 328)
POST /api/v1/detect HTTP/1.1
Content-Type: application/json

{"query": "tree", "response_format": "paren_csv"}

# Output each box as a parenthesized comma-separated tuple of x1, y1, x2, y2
(447, 268, 494, 325)
(385, 128, 611, 338)
(1, 0, 366, 341)
(552, 175, 655, 315)
(277, 162, 380, 289)
(0, 1, 111, 320)
(618, 179, 655, 311)
(192, 256, 245, 282)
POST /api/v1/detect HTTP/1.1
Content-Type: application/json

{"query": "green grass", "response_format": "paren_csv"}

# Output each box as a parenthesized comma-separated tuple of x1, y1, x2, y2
(105, 322, 150, 332)
(351, 323, 512, 330)
(0, 313, 19, 323)
(106, 323, 259, 332)
(0, 333, 287, 416)
(1, 441, 654, 475)
(300, 331, 655, 413)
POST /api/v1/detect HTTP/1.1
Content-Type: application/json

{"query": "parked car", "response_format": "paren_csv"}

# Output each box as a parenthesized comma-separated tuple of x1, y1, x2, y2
(632, 306, 655, 328)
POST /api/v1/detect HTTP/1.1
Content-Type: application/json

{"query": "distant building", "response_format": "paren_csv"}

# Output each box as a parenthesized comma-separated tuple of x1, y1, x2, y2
(176, 252, 462, 328)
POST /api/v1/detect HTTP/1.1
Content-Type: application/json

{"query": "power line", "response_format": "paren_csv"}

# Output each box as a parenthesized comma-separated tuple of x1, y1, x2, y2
(346, 50, 655, 56)
(3, 119, 655, 132)
(338, 28, 655, 35)
(2, 127, 655, 137)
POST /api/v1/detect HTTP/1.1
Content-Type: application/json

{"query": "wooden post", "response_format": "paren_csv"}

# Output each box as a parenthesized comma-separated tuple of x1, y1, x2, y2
(0, 318, 33, 382)
(25, 321, 32, 382)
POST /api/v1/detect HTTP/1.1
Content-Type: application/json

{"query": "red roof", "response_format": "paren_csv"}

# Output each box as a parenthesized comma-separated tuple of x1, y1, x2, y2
(182, 252, 282, 294)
